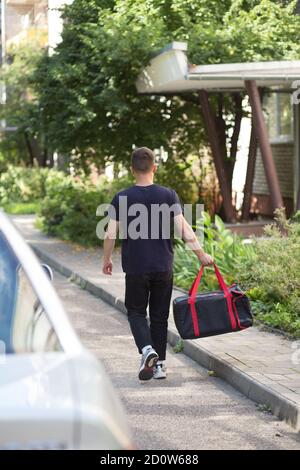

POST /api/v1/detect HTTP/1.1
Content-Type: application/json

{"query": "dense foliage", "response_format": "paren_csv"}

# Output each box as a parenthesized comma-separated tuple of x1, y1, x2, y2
(174, 211, 253, 290)
(0, 45, 47, 168)
(236, 210, 300, 337)
(36, 170, 132, 246)
(37, 171, 105, 246)
(5, 1, 299, 172)
(0, 165, 49, 205)
(34, 0, 300, 168)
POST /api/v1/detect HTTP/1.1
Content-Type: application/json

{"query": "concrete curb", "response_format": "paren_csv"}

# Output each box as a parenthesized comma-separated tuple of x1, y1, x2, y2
(32, 244, 300, 432)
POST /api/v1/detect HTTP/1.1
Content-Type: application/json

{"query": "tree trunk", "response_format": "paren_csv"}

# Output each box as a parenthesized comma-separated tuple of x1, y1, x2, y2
(24, 132, 34, 166)
(31, 137, 47, 167)
(48, 151, 54, 168)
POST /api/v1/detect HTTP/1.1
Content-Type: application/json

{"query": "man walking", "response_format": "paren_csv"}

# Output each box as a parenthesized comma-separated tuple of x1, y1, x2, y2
(103, 147, 213, 381)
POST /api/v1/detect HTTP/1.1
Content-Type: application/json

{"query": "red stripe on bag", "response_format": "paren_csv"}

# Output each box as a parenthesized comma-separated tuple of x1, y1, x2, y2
(188, 266, 203, 337)
(213, 264, 237, 330)
(232, 295, 247, 330)
(224, 293, 237, 330)
(188, 299, 200, 337)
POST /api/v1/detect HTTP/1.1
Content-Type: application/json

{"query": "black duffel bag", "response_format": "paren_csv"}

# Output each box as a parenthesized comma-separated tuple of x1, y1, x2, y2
(173, 263, 253, 340)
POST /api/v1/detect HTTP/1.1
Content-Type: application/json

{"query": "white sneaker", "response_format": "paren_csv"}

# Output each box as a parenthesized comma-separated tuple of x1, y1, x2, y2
(138, 347, 159, 381)
(153, 362, 167, 379)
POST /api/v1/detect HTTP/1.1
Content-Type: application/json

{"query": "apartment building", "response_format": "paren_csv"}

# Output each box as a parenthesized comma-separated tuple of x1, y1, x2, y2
(1, 0, 71, 55)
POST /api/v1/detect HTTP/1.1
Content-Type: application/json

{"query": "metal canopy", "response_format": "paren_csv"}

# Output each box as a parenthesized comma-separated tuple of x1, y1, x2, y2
(136, 42, 300, 93)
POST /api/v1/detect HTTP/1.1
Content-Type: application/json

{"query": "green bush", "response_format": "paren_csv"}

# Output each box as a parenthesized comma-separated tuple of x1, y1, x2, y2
(97, 173, 134, 200)
(174, 211, 253, 291)
(236, 209, 300, 337)
(37, 170, 136, 246)
(155, 160, 199, 204)
(0, 165, 49, 205)
(38, 171, 111, 246)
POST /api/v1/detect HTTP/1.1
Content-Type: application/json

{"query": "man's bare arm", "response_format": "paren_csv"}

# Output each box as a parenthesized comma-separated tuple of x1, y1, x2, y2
(103, 219, 119, 275)
(174, 213, 213, 266)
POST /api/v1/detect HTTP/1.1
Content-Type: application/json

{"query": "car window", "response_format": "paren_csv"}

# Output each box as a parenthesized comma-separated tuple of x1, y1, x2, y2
(0, 231, 61, 354)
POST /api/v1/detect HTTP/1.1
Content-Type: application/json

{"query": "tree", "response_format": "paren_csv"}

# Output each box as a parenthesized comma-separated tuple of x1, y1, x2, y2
(32, 0, 300, 213)
(0, 44, 51, 168)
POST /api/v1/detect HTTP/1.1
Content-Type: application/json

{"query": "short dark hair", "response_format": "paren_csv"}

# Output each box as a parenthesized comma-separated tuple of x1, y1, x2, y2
(131, 147, 155, 173)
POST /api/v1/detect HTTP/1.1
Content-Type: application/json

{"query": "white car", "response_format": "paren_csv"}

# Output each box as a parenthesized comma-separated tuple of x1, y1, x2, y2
(0, 210, 133, 450)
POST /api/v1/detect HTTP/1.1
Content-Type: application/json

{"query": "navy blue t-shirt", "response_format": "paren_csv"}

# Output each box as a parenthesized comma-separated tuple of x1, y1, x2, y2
(109, 184, 182, 274)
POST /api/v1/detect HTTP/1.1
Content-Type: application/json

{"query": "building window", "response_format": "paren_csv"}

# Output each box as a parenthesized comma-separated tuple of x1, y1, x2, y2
(264, 92, 293, 142)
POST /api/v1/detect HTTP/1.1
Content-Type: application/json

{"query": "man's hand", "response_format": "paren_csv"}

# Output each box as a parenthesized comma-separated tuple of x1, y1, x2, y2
(198, 251, 214, 266)
(174, 214, 214, 266)
(103, 259, 113, 275)
(103, 220, 118, 275)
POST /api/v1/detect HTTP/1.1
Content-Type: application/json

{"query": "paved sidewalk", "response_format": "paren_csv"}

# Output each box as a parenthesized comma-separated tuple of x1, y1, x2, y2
(11, 215, 300, 431)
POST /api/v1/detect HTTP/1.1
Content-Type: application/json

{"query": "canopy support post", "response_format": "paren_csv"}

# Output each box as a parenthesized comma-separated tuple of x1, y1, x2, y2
(199, 90, 236, 222)
(241, 122, 257, 220)
(245, 80, 284, 213)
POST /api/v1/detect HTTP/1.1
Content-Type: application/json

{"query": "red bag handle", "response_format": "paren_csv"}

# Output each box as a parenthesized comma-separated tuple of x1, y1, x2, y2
(189, 263, 231, 300)
(188, 263, 237, 337)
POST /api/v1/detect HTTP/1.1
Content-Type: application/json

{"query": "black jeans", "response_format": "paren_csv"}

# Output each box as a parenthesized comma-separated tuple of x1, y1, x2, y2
(125, 271, 173, 361)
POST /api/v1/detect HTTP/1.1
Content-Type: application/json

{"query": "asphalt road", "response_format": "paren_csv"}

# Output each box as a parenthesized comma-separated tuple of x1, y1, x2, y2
(53, 271, 300, 450)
